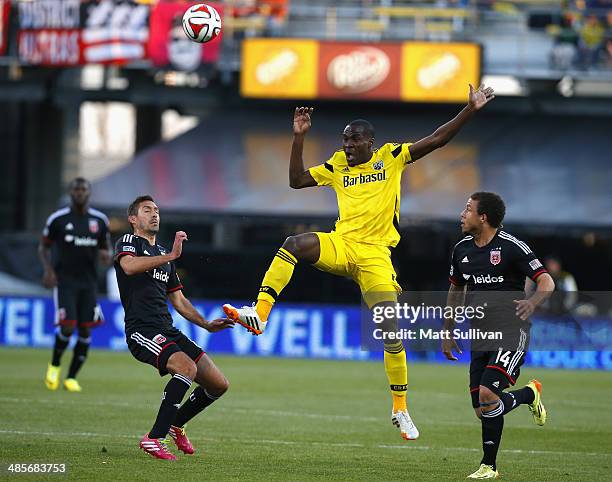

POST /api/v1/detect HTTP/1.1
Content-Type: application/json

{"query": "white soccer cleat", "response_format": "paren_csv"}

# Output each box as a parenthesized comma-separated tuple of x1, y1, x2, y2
(222, 303, 267, 335)
(391, 410, 419, 440)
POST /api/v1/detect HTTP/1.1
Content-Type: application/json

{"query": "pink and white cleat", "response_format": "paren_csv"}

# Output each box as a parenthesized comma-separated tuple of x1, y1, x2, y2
(169, 425, 195, 455)
(139, 433, 176, 460)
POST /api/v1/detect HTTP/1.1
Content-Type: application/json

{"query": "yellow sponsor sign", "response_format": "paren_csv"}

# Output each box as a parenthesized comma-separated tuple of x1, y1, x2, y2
(401, 42, 480, 103)
(241, 39, 319, 99)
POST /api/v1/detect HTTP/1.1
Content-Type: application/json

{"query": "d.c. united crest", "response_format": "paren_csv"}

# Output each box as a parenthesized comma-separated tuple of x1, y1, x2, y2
(490, 250, 501, 265)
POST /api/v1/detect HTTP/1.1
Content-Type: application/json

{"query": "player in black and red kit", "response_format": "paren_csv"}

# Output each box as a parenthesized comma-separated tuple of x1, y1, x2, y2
(442, 192, 555, 479)
(40, 178, 111, 393)
(115, 195, 234, 461)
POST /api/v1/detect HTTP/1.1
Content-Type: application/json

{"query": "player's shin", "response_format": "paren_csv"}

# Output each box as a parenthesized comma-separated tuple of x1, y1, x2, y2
(173, 386, 222, 427)
(149, 373, 193, 439)
(256, 247, 297, 321)
(51, 330, 71, 366)
(67, 336, 90, 379)
(384, 341, 408, 412)
(480, 399, 505, 470)
(499, 387, 535, 415)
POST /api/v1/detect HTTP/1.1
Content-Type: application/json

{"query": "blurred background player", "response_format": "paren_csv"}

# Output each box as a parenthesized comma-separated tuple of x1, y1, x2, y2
(40, 178, 111, 392)
(223, 84, 495, 441)
(536, 255, 579, 315)
(443, 192, 555, 479)
(114, 195, 234, 460)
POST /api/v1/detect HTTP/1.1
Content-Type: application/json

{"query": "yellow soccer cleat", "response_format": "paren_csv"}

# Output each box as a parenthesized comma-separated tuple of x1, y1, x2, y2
(467, 464, 499, 479)
(526, 379, 546, 426)
(63, 378, 82, 393)
(45, 364, 60, 391)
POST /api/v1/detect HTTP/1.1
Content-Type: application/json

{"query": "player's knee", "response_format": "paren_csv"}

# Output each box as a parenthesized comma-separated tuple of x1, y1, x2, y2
(282, 235, 304, 258)
(182, 360, 197, 381)
(479, 386, 500, 411)
(283, 234, 317, 261)
(60, 325, 74, 338)
(216, 376, 229, 395)
(77, 327, 91, 339)
(170, 355, 197, 380)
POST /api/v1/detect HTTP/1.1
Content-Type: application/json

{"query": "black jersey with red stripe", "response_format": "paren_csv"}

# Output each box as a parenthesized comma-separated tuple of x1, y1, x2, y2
(114, 234, 183, 331)
(449, 230, 547, 292)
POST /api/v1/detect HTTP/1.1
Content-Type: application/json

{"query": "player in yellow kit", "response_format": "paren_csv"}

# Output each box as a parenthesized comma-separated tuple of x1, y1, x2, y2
(224, 84, 495, 440)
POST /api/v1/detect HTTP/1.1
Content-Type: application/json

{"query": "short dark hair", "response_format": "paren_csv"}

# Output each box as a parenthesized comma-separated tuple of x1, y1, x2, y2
(470, 192, 506, 228)
(69, 177, 91, 189)
(127, 195, 155, 218)
(348, 119, 375, 139)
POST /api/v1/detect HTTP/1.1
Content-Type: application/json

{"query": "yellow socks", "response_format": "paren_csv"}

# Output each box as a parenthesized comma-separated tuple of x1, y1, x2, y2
(384, 342, 408, 412)
(255, 300, 273, 322)
(255, 248, 297, 322)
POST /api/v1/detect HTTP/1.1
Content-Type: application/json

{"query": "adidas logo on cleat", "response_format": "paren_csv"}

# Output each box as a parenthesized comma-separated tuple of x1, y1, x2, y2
(243, 315, 259, 330)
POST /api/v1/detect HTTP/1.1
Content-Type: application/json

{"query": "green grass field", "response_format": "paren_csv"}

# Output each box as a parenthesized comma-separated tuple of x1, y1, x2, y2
(1, 348, 610, 481)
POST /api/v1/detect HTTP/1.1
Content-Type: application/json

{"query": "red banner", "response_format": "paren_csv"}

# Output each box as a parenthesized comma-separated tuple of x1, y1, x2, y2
(80, 0, 150, 65)
(18, 29, 82, 66)
(0, 0, 9, 56)
(17, 0, 83, 66)
(148, 1, 223, 71)
(318, 42, 402, 100)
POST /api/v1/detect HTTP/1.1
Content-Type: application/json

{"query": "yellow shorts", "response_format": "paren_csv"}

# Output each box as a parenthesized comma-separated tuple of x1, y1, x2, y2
(313, 231, 402, 308)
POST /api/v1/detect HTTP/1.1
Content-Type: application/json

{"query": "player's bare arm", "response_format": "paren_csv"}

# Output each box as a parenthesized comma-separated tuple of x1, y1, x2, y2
(442, 283, 466, 361)
(409, 84, 495, 162)
(38, 241, 57, 288)
(168, 290, 234, 332)
(99, 230, 112, 265)
(120, 231, 187, 276)
(289, 106, 317, 189)
(514, 272, 555, 320)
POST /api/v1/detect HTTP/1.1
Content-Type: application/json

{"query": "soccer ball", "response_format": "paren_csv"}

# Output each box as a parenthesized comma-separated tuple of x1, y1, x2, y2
(182, 4, 222, 44)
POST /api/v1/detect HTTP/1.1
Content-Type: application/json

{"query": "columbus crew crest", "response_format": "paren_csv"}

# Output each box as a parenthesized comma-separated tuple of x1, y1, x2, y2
(373, 159, 384, 170)
(490, 250, 501, 265)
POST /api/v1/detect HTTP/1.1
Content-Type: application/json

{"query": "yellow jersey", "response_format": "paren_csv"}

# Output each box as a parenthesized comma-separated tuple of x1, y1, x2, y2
(309, 142, 413, 247)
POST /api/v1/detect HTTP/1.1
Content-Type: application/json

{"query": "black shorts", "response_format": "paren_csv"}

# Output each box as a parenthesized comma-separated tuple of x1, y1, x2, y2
(55, 284, 101, 328)
(469, 349, 527, 408)
(126, 326, 204, 376)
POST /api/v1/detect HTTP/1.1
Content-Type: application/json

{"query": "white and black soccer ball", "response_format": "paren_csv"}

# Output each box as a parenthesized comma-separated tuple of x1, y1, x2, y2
(182, 4, 222, 44)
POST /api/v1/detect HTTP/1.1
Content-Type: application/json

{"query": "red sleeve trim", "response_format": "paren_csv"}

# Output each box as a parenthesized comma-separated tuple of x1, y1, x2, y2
(167, 284, 183, 293)
(449, 277, 465, 287)
(41, 236, 54, 247)
(469, 387, 480, 393)
(530, 268, 548, 281)
(115, 251, 136, 261)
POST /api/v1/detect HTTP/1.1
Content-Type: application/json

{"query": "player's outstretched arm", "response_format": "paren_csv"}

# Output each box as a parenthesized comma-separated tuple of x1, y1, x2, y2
(120, 231, 187, 276)
(168, 290, 234, 332)
(408, 84, 495, 162)
(289, 106, 317, 189)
